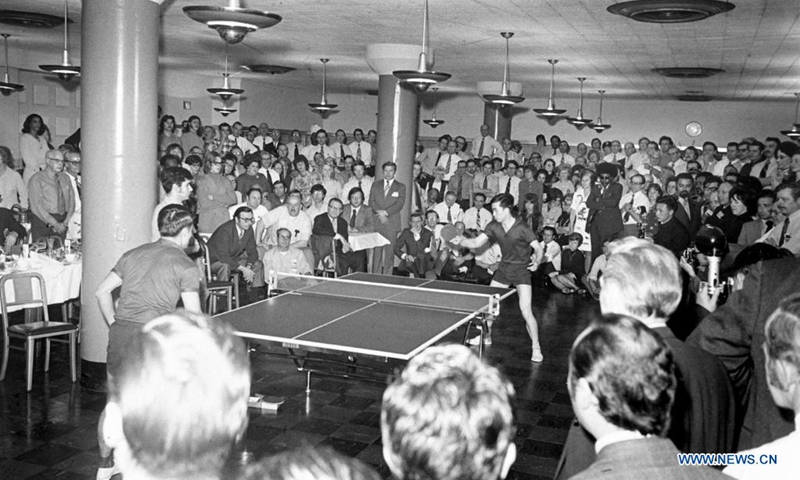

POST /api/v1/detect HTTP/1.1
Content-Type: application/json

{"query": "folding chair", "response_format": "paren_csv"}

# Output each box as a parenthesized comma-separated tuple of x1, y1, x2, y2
(0, 272, 77, 391)
(198, 236, 240, 314)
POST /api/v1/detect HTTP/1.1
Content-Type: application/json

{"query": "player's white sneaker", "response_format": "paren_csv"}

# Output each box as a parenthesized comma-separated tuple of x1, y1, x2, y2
(467, 332, 491, 346)
(530, 347, 543, 363)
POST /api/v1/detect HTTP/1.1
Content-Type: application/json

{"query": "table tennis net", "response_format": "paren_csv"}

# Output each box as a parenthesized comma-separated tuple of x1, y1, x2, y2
(269, 272, 500, 315)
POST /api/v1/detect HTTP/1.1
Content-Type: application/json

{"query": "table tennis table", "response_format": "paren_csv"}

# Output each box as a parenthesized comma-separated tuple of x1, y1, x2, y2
(216, 272, 515, 390)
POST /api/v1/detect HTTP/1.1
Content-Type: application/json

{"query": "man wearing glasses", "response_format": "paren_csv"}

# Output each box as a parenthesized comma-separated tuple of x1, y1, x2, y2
(618, 174, 649, 238)
(207, 206, 265, 303)
(28, 149, 75, 241)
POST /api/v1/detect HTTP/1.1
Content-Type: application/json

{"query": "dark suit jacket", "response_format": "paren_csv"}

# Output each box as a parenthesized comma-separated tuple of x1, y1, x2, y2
(689, 258, 800, 450)
(263, 141, 279, 157)
(207, 220, 258, 269)
(586, 182, 623, 236)
(369, 179, 406, 232)
(673, 198, 702, 239)
(555, 325, 736, 480)
(342, 204, 375, 233)
(571, 438, 729, 480)
(310, 214, 350, 268)
(653, 216, 691, 257)
(415, 173, 434, 192)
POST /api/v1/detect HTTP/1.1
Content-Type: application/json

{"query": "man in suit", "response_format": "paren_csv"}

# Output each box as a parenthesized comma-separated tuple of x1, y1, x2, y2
(738, 189, 776, 245)
(673, 173, 703, 239)
(586, 162, 623, 262)
(567, 315, 728, 480)
(653, 195, 691, 257)
(310, 198, 361, 276)
(689, 257, 800, 451)
(394, 212, 435, 278)
(417, 135, 450, 175)
(555, 238, 736, 480)
(342, 187, 374, 272)
(207, 206, 264, 303)
(369, 162, 406, 275)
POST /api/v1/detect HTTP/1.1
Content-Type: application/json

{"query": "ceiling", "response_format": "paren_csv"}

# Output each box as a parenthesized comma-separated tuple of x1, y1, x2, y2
(1, 0, 799, 102)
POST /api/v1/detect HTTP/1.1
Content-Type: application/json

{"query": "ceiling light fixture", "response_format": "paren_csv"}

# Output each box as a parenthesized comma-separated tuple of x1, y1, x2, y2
(607, 0, 735, 23)
(208, 48, 243, 101)
(0, 34, 24, 96)
(308, 58, 337, 113)
(482, 32, 525, 108)
(393, 0, 451, 92)
(184, 0, 281, 45)
(533, 59, 566, 117)
(652, 67, 724, 78)
(39, 0, 80, 81)
(781, 93, 800, 139)
(423, 87, 445, 128)
(567, 77, 591, 126)
(590, 90, 611, 132)
(214, 101, 237, 117)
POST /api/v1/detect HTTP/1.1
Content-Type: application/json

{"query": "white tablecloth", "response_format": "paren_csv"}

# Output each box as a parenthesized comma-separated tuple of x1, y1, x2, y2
(349, 232, 389, 252)
(1, 252, 82, 312)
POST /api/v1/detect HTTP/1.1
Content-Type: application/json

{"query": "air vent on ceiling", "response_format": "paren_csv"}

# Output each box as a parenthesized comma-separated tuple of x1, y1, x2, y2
(653, 67, 725, 78)
(677, 95, 713, 102)
(607, 1, 735, 23)
(0, 10, 67, 29)
(241, 64, 295, 75)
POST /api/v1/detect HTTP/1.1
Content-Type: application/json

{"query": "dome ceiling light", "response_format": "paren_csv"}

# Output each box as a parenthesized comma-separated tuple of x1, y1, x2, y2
(607, 0, 735, 23)
(423, 87, 445, 128)
(184, 0, 281, 45)
(567, 77, 591, 126)
(533, 59, 566, 116)
(590, 90, 611, 132)
(653, 67, 725, 78)
(39, 0, 80, 81)
(308, 58, 338, 113)
(482, 32, 525, 108)
(781, 93, 800, 139)
(393, 0, 451, 92)
(0, 34, 24, 96)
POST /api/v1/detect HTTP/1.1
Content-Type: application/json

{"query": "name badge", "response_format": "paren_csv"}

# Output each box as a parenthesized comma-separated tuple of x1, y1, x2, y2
(392, 191, 399, 197)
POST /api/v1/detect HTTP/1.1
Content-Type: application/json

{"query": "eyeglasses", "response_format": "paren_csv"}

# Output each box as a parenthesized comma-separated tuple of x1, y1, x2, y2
(631, 181, 644, 185)
(277, 234, 291, 240)
(238, 217, 255, 223)
(599, 175, 612, 180)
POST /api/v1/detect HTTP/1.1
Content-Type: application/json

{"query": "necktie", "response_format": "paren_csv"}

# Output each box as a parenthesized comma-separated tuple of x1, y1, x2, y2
(447, 208, 452, 223)
(294, 144, 299, 159)
(504, 151, 508, 163)
(350, 208, 357, 228)
(456, 176, 463, 199)
(505, 178, 511, 194)
(478, 137, 485, 158)
(358, 180, 362, 191)
(779, 218, 790, 246)
(384, 181, 390, 197)
(682, 199, 691, 220)
(445, 155, 452, 174)
(483, 175, 488, 189)
(766, 220, 774, 233)
(238, 229, 243, 240)
(320, 146, 324, 157)
(76, 179, 82, 199)
(759, 160, 768, 178)
(340, 145, 345, 159)
(356, 143, 362, 161)
(477, 210, 481, 226)
(55, 174, 66, 214)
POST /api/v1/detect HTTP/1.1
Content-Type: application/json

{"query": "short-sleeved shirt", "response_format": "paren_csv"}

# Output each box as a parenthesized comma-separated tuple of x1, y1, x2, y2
(112, 239, 200, 324)
(484, 219, 537, 265)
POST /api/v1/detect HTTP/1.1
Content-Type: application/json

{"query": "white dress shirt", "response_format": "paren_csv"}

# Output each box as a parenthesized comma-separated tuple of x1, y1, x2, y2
(463, 207, 491, 231)
(757, 208, 800, 255)
(341, 175, 374, 205)
(301, 144, 336, 161)
(348, 141, 373, 165)
(471, 135, 501, 159)
(497, 175, 521, 203)
(436, 153, 461, 181)
(619, 190, 649, 225)
(236, 136, 258, 155)
(286, 141, 303, 161)
(330, 142, 352, 161)
(253, 135, 274, 151)
(433, 201, 464, 225)
(551, 152, 575, 166)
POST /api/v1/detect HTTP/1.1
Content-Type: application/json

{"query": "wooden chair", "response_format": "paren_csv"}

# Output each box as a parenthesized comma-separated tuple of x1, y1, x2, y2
(198, 236, 240, 314)
(0, 272, 77, 391)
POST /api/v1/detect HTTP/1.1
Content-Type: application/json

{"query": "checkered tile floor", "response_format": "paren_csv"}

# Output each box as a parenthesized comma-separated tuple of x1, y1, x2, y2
(0, 286, 600, 479)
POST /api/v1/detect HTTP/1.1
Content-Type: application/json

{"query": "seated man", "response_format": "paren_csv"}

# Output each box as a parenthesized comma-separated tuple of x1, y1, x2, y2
(101, 311, 250, 480)
(382, 344, 517, 480)
(531, 226, 561, 282)
(256, 189, 313, 266)
(263, 227, 312, 277)
(310, 198, 361, 275)
(395, 212, 434, 279)
(207, 206, 265, 303)
(551, 232, 586, 294)
(555, 238, 736, 479)
(342, 186, 374, 271)
(581, 239, 609, 300)
(435, 221, 475, 280)
(568, 315, 727, 480)
(433, 190, 464, 225)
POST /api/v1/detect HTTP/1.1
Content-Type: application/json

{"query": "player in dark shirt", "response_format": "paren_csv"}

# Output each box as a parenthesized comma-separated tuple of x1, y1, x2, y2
(452, 193, 543, 362)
